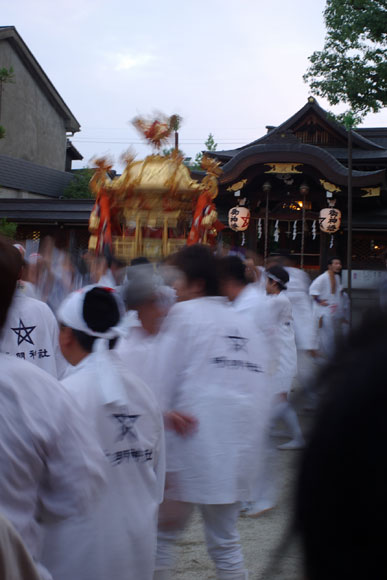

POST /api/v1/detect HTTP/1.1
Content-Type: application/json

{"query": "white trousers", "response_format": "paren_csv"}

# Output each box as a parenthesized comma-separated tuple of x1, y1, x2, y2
(156, 502, 247, 578)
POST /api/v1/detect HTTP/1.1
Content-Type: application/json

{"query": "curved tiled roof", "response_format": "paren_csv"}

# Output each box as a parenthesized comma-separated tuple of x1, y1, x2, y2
(218, 142, 385, 188)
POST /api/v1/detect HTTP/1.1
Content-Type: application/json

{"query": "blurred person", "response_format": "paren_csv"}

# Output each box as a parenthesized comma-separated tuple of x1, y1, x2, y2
(27, 240, 76, 313)
(89, 254, 112, 285)
(281, 254, 318, 408)
(42, 285, 165, 580)
(116, 265, 175, 382)
(218, 255, 271, 337)
(0, 237, 106, 580)
(109, 256, 127, 286)
(151, 245, 270, 580)
(218, 256, 276, 518)
(0, 250, 69, 379)
(295, 308, 387, 580)
(309, 257, 345, 359)
(244, 251, 266, 292)
(13, 244, 38, 299)
(265, 266, 304, 451)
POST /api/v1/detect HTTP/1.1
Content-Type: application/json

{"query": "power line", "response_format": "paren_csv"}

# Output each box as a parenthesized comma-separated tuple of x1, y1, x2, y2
(72, 139, 249, 145)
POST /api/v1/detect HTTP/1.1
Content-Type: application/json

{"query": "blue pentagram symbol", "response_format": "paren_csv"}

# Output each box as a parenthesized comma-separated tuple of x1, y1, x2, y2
(224, 332, 249, 353)
(11, 319, 36, 346)
(112, 413, 140, 441)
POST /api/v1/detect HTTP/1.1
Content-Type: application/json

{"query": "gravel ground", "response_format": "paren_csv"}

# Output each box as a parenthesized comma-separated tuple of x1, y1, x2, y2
(172, 409, 314, 580)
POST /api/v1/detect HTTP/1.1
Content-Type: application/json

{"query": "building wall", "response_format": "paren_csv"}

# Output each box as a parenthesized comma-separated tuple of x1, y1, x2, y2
(0, 187, 46, 199)
(0, 40, 67, 170)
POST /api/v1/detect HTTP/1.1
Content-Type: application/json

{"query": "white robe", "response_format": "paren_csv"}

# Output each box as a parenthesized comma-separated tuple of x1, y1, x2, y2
(0, 291, 69, 379)
(265, 292, 297, 394)
(41, 350, 165, 580)
(115, 311, 158, 385)
(285, 267, 317, 350)
(0, 355, 106, 580)
(150, 296, 271, 505)
(309, 271, 343, 357)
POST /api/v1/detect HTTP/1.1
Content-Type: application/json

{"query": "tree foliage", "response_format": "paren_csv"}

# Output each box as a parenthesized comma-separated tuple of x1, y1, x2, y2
(304, 0, 387, 118)
(192, 133, 218, 170)
(0, 218, 17, 239)
(63, 169, 95, 199)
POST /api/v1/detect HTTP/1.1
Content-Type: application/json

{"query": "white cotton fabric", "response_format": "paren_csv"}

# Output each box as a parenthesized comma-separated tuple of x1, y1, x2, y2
(149, 296, 271, 505)
(41, 350, 165, 580)
(285, 267, 317, 350)
(265, 292, 297, 394)
(0, 354, 106, 579)
(115, 311, 159, 385)
(309, 271, 343, 357)
(0, 290, 69, 379)
(57, 284, 124, 340)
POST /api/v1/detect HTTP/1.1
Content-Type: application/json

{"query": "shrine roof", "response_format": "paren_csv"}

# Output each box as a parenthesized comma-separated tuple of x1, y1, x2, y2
(215, 142, 385, 188)
(207, 98, 386, 165)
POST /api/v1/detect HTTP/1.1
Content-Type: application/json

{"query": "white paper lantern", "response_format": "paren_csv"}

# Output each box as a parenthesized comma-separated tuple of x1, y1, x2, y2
(228, 206, 250, 232)
(319, 207, 341, 234)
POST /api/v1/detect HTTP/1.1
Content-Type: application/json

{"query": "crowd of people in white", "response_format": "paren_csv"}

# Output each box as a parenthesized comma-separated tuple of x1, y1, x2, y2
(0, 236, 348, 580)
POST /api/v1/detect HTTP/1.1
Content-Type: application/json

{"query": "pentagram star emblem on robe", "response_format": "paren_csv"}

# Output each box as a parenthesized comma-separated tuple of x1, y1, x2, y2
(224, 332, 249, 353)
(11, 319, 36, 346)
(112, 413, 141, 441)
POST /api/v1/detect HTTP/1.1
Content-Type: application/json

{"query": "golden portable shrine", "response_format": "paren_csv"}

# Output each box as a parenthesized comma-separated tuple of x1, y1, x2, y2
(87, 115, 224, 261)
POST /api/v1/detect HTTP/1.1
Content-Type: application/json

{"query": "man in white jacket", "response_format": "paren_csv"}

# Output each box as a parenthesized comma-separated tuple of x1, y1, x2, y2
(152, 245, 270, 580)
(41, 285, 165, 580)
(0, 237, 106, 580)
(309, 257, 344, 359)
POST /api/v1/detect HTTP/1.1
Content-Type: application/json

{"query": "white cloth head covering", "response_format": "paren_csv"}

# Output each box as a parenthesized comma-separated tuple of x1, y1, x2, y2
(58, 286, 127, 404)
(57, 285, 125, 340)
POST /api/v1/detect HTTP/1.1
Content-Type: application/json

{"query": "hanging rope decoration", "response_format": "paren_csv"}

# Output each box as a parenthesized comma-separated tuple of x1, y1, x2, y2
(241, 232, 246, 246)
(292, 220, 298, 241)
(330, 235, 334, 249)
(274, 220, 280, 242)
(312, 220, 317, 240)
(258, 218, 262, 239)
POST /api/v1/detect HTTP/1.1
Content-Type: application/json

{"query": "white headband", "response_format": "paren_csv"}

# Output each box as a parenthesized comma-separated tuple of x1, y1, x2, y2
(266, 273, 287, 288)
(57, 285, 124, 339)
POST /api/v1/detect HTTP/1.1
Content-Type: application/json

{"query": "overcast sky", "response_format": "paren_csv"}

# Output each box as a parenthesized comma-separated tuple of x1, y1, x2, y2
(3, 0, 387, 169)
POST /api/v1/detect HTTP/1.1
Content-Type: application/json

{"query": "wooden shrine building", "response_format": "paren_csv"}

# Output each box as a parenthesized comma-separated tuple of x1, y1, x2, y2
(205, 97, 387, 273)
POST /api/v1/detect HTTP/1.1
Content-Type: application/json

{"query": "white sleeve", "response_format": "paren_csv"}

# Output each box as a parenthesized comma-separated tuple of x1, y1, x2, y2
(309, 275, 323, 297)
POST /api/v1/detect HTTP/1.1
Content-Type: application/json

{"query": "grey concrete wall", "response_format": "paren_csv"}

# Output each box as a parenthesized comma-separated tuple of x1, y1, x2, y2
(0, 187, 45, 199)
(0, 41, 67, 170)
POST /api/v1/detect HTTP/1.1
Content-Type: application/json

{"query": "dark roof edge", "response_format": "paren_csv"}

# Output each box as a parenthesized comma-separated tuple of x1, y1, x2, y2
(243, 98, 384, 151)
(0, 26, 80, 132)
(218, 143, 386, 188)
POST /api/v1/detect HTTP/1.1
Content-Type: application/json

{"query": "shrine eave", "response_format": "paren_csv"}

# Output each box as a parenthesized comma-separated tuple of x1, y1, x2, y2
(217, 143, 386, 188)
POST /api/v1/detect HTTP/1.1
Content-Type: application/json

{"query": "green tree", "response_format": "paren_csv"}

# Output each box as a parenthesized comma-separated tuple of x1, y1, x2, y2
(63, 168, 95, 199)
(192, 133, 218, 170)
(0, 218, 17, 239)
(303, 0, 387, 118)
(162, 147, 185, 157)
